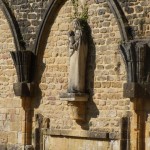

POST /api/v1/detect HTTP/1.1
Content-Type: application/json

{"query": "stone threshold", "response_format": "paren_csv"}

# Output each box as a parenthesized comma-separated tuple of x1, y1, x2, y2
(42, 129, 120, 140)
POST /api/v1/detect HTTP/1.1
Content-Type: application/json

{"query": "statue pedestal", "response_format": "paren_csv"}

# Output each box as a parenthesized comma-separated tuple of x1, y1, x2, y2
(60, 93, 89, 121)
(60, 93, 88, 101)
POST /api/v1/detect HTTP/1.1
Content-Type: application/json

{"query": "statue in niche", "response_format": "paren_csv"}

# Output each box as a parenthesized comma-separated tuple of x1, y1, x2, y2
(68, 19, 88, 93)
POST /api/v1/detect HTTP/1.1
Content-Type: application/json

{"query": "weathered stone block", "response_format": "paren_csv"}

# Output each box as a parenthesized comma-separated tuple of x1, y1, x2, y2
(123, 83, 140, 98)
(60, 93, 89, 102)
(109, 132, 120, 140)
(0, 144, 7, 150)
(25, 145, 34, 150)
(8, 132, 17, 144)
(43, 129, 110, 139)
(0, 114, 6, 121)
(7, 144, 22, 150)
(0, 131, 8, 143)
(13, 83, 34, 97)
(123, 83, 150, 98)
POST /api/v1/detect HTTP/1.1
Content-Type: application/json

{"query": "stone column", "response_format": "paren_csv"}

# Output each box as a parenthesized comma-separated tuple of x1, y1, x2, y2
(10, 51, 35, 149)
(22, 97, 34, 150)
(129, 98, 149, 150)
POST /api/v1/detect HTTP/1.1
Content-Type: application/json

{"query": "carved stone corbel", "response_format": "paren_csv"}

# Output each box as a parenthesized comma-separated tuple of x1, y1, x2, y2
(120, 40, 150, 98)
(10, 51, 35, 97)
(60, 93, 88, 121)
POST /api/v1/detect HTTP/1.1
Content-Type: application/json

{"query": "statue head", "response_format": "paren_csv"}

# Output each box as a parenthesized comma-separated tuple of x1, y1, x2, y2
(73, 19, 82, 30)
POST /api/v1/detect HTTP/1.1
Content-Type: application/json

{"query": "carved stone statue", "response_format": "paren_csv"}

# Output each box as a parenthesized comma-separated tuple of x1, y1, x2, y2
(68, 19, 88, 93)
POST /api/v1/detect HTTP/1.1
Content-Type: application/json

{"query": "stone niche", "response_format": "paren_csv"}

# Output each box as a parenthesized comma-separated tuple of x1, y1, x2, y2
(60, 18, 89, 121)
(120, 39, 150, 98)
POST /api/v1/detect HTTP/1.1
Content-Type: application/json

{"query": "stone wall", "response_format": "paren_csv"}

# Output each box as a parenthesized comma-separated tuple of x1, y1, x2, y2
(7, 0, 52, 49)
(34, 0, 128, 144)
(0, 0, 150, 149)
(120, 0, 150, 38)
(0, 9, 23, 150)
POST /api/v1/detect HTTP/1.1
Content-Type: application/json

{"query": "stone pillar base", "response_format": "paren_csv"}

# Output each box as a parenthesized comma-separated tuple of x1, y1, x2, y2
(60, 93, 89, 121)
(13, 82, 34, 97)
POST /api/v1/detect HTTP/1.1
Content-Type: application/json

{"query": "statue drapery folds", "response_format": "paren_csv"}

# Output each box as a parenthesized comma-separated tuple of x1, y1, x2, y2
(68, 19, 88, 93)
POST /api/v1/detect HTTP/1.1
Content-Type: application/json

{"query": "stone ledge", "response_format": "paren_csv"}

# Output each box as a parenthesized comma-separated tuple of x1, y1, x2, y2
(42, 129, 120, 140)
(59, 93, 89, 101)
(0, 144, 22, 150)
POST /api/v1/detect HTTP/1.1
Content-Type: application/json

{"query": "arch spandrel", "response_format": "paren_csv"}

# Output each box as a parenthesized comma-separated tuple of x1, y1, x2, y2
(0, 9, 19, 100)
(0, 9, 15, 52)
(0, 0, 23, 51)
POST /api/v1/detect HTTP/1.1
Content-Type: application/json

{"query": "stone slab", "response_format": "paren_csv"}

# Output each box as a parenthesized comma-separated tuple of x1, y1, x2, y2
(60, 93, 89, 101)
(42, 129, 114, 139)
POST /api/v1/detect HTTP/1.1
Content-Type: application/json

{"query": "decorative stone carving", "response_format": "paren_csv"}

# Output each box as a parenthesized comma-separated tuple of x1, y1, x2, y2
(68, 19, 88, 93)
(10, 51, 35, 96)
(60, 93, 88, 121)
(120, 40, 150, 98)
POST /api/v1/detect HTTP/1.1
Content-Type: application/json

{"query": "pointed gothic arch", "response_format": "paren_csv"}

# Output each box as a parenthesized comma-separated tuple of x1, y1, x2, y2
(34, 0, 132, 56)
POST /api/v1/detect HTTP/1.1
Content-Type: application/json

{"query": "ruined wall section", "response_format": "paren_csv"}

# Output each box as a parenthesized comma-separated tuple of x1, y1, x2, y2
(34, 0, 129, 138)
(0, 9, 23, 150)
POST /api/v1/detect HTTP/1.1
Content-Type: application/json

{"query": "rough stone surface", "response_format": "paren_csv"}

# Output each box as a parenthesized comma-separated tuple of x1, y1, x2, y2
(119, 0, 150, 38)
(0, 8, 22, 149)
(6, 0, 52, 50)
(33, 1, 128, 149)
(60, 93, 89, 101)
(0, 0, 150, 149)
(42, 135, 111, 150)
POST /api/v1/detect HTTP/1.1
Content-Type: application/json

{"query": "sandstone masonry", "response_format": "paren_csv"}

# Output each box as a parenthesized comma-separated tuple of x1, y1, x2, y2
(0, 0, 149, 150)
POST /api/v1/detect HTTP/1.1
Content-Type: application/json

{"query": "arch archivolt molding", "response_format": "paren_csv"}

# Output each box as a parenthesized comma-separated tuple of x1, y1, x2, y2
(0, 0, 131, 54)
